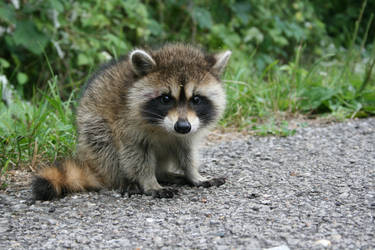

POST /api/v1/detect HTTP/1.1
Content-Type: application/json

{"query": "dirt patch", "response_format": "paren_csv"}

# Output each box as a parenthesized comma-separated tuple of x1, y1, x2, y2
(1, 169, 32, 192)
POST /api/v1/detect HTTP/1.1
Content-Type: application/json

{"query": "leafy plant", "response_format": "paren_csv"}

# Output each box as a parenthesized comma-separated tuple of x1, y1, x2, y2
(1, 0, 372, 99)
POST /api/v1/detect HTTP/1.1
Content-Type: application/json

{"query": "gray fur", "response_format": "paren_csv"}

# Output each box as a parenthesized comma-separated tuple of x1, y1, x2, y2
(76, 43, 231, 198)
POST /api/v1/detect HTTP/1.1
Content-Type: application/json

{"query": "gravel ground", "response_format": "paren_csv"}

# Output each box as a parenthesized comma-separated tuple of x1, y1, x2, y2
(1, 118, 374, 249)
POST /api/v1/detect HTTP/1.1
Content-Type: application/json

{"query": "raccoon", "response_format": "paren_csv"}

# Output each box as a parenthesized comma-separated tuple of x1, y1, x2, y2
(32, 43, 231, 200)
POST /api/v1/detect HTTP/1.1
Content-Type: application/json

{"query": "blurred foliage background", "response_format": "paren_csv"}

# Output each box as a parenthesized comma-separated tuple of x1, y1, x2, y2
(0, 0, 374, 98)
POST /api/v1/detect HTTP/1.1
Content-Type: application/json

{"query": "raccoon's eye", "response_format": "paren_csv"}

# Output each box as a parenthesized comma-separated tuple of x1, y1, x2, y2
(160, 94, 172, 104)
(191, 95, 201, 105)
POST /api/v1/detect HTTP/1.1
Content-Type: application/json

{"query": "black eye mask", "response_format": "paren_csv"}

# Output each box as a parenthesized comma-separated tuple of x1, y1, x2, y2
(188, 95, 216, 126)
(141, 95, 176, 124)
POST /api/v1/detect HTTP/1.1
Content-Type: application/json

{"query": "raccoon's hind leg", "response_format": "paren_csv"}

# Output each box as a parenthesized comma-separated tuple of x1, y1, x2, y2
(156, 172, 190, 186)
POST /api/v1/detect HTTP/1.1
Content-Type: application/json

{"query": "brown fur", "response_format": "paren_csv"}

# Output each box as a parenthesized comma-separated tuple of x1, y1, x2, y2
(32, 43, 231, 200)
(36, 160, 103, 197)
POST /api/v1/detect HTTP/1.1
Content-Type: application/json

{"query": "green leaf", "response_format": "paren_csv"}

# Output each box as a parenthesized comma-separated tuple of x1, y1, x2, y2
(269, 29, 289, 46)
(244, 27, 264, 43)
(77, 53, 92, 66)
(192, 7, 213, 29)
(148, 19, 163, 36)
(301, 86, 337, 111)
(0, 3, 16, 23)
(211, 24, 241, 47)
(0, 58, 10, 68)
(49, 0, 64, 13)
(122, 0, 148, 19)
(17, 72, 28, 85)
(81, 14, 110, 28)
(103, 34, 127, 50)
(230, 2, 251, 24)
(13, 20, 49, 55)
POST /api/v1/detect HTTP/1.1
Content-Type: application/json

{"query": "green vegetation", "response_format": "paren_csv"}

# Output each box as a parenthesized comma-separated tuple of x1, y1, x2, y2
(223, 45, 375, 131)
(0, 0, 374, 176)
(0, 78, 76, 177)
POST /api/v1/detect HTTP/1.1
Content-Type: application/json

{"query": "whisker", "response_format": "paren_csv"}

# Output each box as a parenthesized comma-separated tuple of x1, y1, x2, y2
(142, 110, 165, 119)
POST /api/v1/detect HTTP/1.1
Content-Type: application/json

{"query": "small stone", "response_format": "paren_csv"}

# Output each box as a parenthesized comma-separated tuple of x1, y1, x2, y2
(76, 236, 90, 244)
(114, 193, 123, 199)
(339, 192, 349, 199)
(210, 220, 220, 225)
(46, 218, 58, 225)
(0, 219, 9, 234)
(13, 204, 27, 210)
(153, 236, 164, 247)
(315, 239, 331, 247)
(260, 156, 271, 160)
(247, 193, 260, 199)
(335, 201, 343, 206)
(265, 245, 290, 250)
(332, 234, 341, 241)
(146, 218, 154, 223)
(216, 231, 225, 237)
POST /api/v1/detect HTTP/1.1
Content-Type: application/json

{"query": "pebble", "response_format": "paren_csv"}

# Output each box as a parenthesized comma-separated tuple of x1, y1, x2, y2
(0, 219, 9, 233)
(315, 239, 332, 247)
(13, 204, 28, 210)
(265, 245, 290, 250)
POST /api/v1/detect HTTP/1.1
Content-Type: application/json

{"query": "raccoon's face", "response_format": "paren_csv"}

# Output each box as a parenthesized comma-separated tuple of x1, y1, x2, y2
(127, 45, 231, 136)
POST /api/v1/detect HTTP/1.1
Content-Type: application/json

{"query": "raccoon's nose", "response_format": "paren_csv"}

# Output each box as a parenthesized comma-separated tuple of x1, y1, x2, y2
(174, 119, 191, 134)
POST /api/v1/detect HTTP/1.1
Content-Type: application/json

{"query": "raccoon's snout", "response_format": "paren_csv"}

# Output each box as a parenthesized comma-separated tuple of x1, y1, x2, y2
(174, 119, 191, 134)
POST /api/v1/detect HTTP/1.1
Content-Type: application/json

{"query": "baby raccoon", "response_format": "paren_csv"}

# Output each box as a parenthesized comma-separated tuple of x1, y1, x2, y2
(32, 43, 231, 200)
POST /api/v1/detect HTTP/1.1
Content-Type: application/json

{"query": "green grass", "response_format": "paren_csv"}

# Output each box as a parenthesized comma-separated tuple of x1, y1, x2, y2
(220, 0, 375, 134)
(0, 77, 76, 183)
(221, 46, 375, 134)
(0, 46, 374, 186)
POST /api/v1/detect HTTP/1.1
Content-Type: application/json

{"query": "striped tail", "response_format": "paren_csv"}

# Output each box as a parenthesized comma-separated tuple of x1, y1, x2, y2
(32, 159, 103, 201)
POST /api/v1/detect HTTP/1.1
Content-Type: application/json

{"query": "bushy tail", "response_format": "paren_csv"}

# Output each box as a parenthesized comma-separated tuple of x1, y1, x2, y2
(32, 159, 103, 201)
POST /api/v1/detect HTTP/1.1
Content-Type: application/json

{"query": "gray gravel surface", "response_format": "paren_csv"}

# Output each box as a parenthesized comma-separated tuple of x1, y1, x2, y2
(1, 118, 374, 249)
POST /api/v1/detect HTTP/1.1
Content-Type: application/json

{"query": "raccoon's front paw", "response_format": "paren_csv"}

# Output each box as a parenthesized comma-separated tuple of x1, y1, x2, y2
(148, 188, 178, 198)
(121, 182, 143, 197)
(196, 177, 226, 188)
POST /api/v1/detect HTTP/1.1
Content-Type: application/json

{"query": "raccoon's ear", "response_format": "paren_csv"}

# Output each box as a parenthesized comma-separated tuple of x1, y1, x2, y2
(212, 51, 232, 76)
(129, 49, 156, 76)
